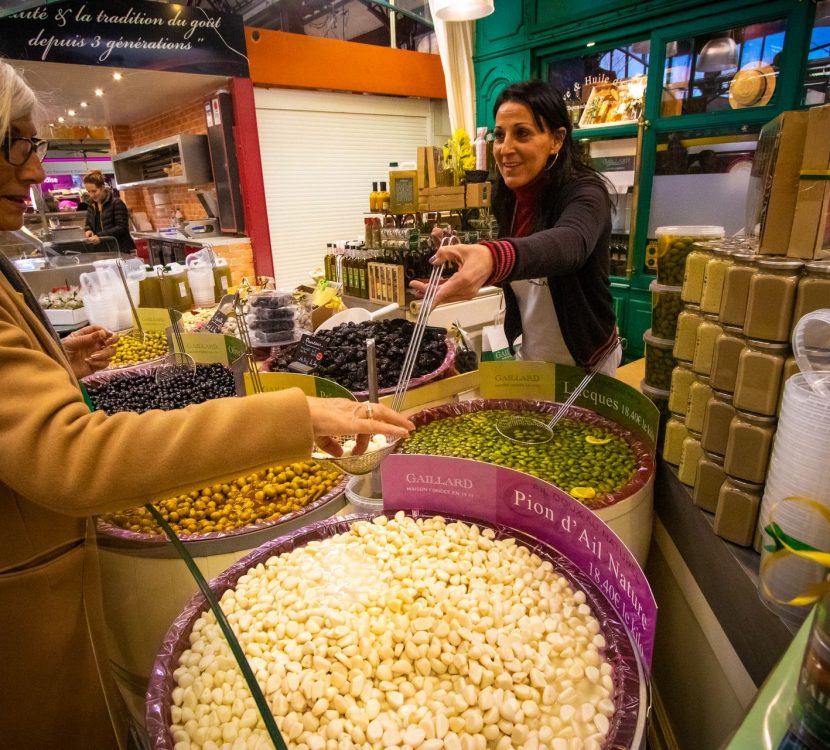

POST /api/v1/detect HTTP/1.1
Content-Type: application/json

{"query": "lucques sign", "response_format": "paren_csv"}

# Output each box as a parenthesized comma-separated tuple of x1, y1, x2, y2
(0, 0, 248, 77)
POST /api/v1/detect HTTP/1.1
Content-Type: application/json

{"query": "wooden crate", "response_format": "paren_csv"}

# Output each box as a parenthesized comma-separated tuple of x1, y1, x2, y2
(368, 262, 406, 305)
(418, 186, 466, 211)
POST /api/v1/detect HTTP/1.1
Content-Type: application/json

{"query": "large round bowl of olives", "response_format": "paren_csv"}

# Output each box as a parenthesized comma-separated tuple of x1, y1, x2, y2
(263, 318, 454, 398)
(97, 460, 346, 542)
(398, 399, 653, 510)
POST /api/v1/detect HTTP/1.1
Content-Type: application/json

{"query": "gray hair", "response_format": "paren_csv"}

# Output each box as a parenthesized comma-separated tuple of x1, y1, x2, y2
(0, 59, 37, 140)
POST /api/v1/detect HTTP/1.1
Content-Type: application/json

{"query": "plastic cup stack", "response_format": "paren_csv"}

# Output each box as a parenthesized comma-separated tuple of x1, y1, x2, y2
(758, 310, 830, 625)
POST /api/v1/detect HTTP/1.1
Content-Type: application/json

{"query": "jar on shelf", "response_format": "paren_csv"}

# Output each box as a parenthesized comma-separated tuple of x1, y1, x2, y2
(692, 314, 723, 377)
(663, 415, 689, 466)
(650, 280, 684, 339)
(793, 260, 830, 329)
(668, 363, 695, 417)
(685, 375, 713, 434)
(678, 429, 703, 486)
(673, 304, 704, 363)
(778, 356, 800, 416)
(644, 329, 677, 391)
(719, 252, 758, 328)
(709, 325, 745, 394)
(640, 380, 670, 421)
(723, 409, 778, 484)
(693, 451, 727, 513)
(701, 389, 736, 458)
(699, 247, 734, 315)
(714, 477, 764, 547)
(733, 339, 790, 417)
(655, 225, 724, 286)
(744, 258, 804, 342)
(681, 244, 715, 304)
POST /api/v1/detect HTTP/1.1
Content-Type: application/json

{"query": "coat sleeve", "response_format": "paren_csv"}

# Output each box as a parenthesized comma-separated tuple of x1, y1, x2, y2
(0, 305, 315, 516)
(84, 204, 95, 233)
(108, 198, 131, 237)
(504, 179, 611, 281)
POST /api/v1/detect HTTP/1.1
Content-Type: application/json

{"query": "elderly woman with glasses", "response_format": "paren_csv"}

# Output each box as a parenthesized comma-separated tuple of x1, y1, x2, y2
(0, 60, 413, 748)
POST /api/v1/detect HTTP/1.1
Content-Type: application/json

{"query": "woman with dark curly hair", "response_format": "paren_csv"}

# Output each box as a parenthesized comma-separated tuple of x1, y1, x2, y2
(414, 79, 620, 373)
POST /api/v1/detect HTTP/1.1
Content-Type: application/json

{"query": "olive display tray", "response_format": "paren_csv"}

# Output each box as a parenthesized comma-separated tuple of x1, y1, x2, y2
(146, 511, 647, 750)
(263, 339, 456, 401)
(400, 398, 654, 511)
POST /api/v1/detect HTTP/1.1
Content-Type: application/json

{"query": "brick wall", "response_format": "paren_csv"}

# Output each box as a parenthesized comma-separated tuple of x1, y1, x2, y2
(112, 95, 211, 230)
(111, 94, 254, 283)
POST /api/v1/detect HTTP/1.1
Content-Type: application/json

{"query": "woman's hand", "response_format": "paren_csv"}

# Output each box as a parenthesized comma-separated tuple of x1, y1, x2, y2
(410, 243, 494, 308)
(84, 230, 101, 244)
(62, 326, 118, 378)
(307, 397, 415, 457)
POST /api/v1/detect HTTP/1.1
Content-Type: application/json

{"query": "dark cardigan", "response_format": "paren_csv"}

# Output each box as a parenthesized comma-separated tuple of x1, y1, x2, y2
(85, 190, 135, 252)
(482, 175, 617, 368)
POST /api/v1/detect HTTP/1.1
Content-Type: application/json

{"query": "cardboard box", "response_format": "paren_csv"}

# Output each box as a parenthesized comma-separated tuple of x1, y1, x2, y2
(751, 110, 809, 254)
(466, 181, 492, 208)
(788, 104, 830, 259)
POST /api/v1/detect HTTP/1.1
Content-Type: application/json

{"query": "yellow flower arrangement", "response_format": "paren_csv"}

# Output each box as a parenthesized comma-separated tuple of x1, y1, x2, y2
(442, 128, 476, 186)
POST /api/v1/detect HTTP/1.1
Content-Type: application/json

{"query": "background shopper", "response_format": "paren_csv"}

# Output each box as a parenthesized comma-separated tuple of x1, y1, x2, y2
(83, 167, 136, 253)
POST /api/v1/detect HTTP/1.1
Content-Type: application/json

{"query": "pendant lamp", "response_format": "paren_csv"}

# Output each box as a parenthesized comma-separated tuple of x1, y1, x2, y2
(697, 35, 738, 73)
(433, 0, 495, 22)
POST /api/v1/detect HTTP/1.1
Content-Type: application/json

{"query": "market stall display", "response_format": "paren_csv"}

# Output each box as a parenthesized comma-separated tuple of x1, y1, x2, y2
(37, 284, 88, 325)
(147, 512, 647, 750)
(398, 400, 652, 510)
(107, 330, 168, 368)
(84, 362, 237, 413)
(99, 460, 343, 538)
(264, 318, 453, 398)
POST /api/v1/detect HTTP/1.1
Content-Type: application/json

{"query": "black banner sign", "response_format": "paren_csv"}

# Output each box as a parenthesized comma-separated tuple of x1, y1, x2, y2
(0, 0, 248, 77)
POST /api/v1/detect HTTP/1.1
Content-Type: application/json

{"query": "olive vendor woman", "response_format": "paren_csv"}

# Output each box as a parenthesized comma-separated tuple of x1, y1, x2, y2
(414, 80, 620, 374)
(83, 168, 136, 253)
(0, 60, 413, 749)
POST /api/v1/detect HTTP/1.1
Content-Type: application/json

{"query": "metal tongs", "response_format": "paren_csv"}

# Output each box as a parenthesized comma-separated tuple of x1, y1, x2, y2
(114, 258, 146, 344)
(496, 338, 623, 444)
(390, 234, 454, 411)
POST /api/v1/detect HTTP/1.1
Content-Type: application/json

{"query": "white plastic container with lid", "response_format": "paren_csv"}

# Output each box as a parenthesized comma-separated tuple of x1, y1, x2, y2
(185, 252, 216, 308)
(654, 225, 724, 286)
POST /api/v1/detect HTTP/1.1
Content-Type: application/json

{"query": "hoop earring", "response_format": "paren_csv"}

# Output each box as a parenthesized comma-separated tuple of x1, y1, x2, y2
(544, 151, 560, 172)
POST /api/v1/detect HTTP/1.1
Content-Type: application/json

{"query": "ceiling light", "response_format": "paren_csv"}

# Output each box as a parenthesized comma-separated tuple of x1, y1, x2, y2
(80, 101, 88, 108)
(433, 0, 495, 22)
(586, 41, 596, 48)
(67, 109, 76, 116)
(112, 72, 123, 81)
(57, 116, 65, 123)
(94, 88, 104, 97)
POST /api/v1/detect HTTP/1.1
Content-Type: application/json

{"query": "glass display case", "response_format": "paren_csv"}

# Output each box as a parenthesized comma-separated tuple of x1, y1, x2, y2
(802, 0, 830, 106)
(662, 19, 785, 116)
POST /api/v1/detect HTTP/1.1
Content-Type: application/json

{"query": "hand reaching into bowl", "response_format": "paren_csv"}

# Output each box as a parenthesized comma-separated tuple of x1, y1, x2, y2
(307, 397, 414, 457)
(63, 326, 119, 378)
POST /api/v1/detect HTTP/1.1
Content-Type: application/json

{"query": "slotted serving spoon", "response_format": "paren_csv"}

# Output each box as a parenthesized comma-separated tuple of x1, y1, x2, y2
(114, 257, 146, 344)
(155, 267, 196, 384)
(496, 338, 623, 445)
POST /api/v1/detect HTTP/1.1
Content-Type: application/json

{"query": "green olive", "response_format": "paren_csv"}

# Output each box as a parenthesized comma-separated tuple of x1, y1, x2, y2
(399, 410, 638, 505)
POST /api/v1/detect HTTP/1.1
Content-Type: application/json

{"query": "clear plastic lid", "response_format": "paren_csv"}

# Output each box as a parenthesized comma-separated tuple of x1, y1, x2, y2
(640, 379, 670, 398)
(654, 225, 725, 238)
(792, 309, 830, 395)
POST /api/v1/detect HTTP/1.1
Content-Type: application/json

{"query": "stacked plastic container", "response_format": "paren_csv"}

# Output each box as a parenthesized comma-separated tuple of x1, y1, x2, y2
(246, 290, 309, 348)
(758, 311, 830, 625)
(646, 227, 723, 452)
(660, 236, 830, 550)
(80, 258, 145, 331)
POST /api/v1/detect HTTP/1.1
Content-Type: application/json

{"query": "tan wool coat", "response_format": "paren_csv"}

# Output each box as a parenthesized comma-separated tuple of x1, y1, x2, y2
(0, 270, 315, 749)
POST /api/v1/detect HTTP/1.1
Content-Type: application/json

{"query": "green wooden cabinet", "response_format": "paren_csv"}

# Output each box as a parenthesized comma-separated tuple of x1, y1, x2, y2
(475, 51, 532, 131)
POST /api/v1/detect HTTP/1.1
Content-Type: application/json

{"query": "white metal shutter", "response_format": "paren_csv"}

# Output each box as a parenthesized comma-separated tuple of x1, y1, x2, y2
(254, 88, 438, 290)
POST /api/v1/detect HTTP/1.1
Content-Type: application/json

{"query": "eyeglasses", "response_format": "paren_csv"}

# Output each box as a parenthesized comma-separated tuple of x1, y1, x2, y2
(2, 136, 49, 166)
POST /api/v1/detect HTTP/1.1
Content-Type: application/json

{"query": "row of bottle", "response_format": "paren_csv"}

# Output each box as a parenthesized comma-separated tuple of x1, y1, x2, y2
(368, 182, 390, 213)
(323, 241, 436, 300)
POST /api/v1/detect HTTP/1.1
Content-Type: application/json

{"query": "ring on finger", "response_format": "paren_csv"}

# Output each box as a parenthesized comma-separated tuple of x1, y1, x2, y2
(365, 403, 374, 419)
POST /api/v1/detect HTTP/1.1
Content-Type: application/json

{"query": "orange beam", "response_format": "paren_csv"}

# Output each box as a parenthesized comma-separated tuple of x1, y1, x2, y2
(245, 28, 447, 99)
